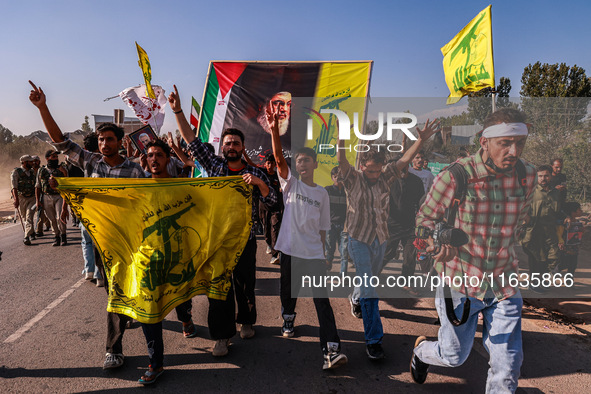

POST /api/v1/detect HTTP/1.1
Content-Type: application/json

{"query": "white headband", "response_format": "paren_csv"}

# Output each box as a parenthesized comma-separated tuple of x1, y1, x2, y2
(482, 122, 528, 138)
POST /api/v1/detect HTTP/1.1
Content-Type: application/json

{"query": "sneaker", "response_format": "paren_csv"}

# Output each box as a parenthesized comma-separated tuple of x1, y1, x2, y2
(35, 231, 44, 237)
(23, 237, 31, 246)
(240, 324, 255, 339)
(212, 339, 230, 357)
(323, 348, 348, 370)
(52, 236, 60, 247)
(30, 234, 36, 240)
(348, 294, 362, 319)
(366, 343, 385, 360)
(61, 234, 68, 246)
(266, 245, 272, 254)
(270, 256, 280, 265)
(281, 315, 295, 338)
(85, 272, 94, 280)
(96, 278, 105, 287)
(410, 336, 429, 384)
(103, 352, 124, 369)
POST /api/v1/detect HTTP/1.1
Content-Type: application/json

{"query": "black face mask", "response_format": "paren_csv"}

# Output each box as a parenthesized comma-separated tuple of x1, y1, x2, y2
(484, 156, 513, 173)
(47, 159, 59, 169)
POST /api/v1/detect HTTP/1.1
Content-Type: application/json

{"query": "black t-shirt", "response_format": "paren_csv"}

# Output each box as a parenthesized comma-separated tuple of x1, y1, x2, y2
(325, 185, 347, 226)
(387, 172, 425, 236)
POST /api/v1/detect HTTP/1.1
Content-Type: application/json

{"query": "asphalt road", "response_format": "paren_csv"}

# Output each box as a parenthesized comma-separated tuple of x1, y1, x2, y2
(0, 222, 590, 393)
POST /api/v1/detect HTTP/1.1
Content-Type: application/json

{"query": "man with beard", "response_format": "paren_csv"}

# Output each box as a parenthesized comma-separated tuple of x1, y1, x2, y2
(169, 85, 277, 357)
(410, 108, 537, 392)
(520, 164, 561, 293)
(11, 155, 36, 245)
(29, 80, 146, 370)
(257, 91, 291, 136)
(35, 150, 68, 246)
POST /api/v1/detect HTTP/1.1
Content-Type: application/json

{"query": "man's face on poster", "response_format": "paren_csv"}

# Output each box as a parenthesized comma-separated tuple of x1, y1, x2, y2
(258, 92, 291, 136)
(139, 133, 151, 147)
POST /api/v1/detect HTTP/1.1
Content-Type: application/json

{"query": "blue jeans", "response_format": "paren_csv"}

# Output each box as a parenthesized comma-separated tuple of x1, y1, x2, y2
(326, 224, 349, 273)
(414, 285, 523, 393)
(348, 236, 386, 345)
(80, 223, 101, 280)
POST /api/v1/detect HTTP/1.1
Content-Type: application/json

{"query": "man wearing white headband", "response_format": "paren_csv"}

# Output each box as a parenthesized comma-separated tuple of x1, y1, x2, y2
(411, 108, 537, 392)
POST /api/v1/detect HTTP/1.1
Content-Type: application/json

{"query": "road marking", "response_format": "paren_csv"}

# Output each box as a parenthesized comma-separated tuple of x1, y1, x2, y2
(0, 223, 19, 232)
(4, 278, 86, 343)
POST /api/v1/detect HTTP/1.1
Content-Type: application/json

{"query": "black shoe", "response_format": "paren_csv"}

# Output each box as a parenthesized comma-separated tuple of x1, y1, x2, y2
(366, 343, 385, 360)
(410, 336, 429, 384)
(61, 234, 67, 246)
(323, 351, 348, 370)
(52, 236, 61, 247)
(349, 294, 362, 319)
(30, 234, 36, 240)
(35, 231, 44, 237)
(23, 237, 31, 246)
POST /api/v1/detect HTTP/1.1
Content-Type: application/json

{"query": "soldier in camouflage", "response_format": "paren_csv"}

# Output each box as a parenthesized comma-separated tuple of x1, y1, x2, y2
(11, 155, 37, 245)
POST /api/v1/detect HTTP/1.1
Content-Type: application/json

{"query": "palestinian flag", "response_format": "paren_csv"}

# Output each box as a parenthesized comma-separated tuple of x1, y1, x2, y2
(198, 61, 372, 184)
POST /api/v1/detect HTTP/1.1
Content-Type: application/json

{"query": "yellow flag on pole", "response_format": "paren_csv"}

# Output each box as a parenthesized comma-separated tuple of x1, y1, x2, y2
(441, 5, 494, 104)
(58, 176, 252, 324)
(135, 42, 156, 99)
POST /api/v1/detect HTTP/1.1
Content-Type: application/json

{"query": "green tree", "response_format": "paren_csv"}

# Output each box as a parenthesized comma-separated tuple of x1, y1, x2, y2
(81, 115, 93, 134)
(466, 77, 516, 125)
(520, 62, 591, 201)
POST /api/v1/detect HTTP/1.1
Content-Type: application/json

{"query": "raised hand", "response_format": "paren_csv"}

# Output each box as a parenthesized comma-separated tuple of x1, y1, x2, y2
(168, 85, 181, 113)
(416, 118, 441, 141)
(28, 80, 46, 108)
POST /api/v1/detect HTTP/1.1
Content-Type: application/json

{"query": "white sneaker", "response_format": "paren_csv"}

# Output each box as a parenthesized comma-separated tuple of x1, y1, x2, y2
(85, 272, 94, 280)
(266, 245, 272, 254)
(270, 256, 280, 265)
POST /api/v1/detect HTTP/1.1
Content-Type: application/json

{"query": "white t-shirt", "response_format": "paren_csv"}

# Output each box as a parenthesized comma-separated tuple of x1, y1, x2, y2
(275, 167, 331, 260)
(408, 167, 435, 194)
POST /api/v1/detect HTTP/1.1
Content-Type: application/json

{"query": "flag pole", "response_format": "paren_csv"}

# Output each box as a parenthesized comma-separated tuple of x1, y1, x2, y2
(491, 89, 497, 113)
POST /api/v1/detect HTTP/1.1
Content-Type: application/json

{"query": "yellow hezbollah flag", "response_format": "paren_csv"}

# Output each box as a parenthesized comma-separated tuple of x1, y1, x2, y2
(136, 42, 156, 99)
(441, 5, 494, 104)
(58, 176, 252, 324)
(307, 61, 373, 184)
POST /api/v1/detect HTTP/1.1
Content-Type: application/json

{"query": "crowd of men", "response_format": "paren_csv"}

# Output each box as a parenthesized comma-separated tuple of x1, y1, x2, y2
(9, 81, 584, 391)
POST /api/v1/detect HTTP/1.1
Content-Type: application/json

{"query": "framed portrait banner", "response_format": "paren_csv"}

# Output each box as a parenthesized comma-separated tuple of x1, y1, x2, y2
(197, 61, 373, 186)
(129, 124, 158, 155)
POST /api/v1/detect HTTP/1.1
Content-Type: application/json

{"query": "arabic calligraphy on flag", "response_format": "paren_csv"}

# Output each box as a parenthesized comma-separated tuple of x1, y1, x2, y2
(57, 176, 252, 324)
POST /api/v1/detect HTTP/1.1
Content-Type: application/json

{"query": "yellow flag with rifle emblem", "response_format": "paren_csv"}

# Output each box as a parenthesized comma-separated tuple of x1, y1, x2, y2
(136, 41, 156, 99)
(441, 5, 494, 104)
(58, 176, 252, 324)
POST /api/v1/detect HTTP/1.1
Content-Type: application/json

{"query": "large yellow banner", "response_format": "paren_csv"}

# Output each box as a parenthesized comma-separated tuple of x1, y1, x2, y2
(441, 5, 494, 104)
(58, 176, 252, 324)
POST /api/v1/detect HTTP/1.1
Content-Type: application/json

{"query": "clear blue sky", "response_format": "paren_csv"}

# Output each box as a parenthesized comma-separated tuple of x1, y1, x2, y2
(3, 0, 591, 136)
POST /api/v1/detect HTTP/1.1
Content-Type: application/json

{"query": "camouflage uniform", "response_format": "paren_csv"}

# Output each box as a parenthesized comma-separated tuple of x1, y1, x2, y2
(520, 184, 562, 275)
(11, 163, 37, 240)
